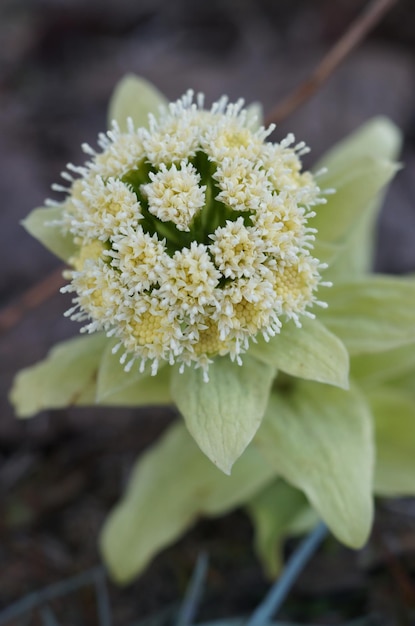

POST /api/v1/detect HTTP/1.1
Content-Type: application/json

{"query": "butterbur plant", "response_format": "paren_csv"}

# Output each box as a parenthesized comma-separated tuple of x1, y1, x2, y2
(10, 75, 415, 585)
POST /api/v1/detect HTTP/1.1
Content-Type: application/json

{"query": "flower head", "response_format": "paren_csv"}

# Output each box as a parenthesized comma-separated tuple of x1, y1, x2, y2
(56, 91, 327, 378)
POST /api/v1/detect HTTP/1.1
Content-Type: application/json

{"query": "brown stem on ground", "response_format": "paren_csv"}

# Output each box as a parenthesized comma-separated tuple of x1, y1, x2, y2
(0, 266, 65, 336)
(265, 0, 399, 126)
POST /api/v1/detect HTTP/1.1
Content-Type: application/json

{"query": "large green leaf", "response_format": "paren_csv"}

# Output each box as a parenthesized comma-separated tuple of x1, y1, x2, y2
(319, 120, 401, 280)
(171, 356, 276, 474)
(315, 117, 402, 183)
(386, 369, 415, 400)
(351, 344, 415, 390)
(312, 239, 342, 267)
(108, 74, 168, 131)
(100, 364, 173, 406)
(250, 318, 349, 389)
(100, 421, 276, 584)
(322, 198, 378, 280)
(22, 205, 77, 262)
(255, 382, 374, 548)
(320, 276, 415, 354)
(96, 339, 164, 401)
(369, 388, 415, 496)
(10, 334, 108, 417)
(310, 156, 399, 244)
(311, 118, 401, 273)
(246, 479, 316, 578)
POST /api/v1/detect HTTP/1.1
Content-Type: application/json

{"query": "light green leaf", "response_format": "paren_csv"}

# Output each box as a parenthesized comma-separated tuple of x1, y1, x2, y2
(100, 364, 173, 406)
(22, 205, 77, 262)
(385, 369, 415, 399)
(96, 339, 162, 401)
(311, 118, 401, 259)
(255, 382, 374, 548)
(312, 239, 341, 267)
(320, 276, 415, 355)
(315, 117, 402, 182)
(351, 344, 415, 390)
(368, 388, 415, 496)
(11, 331, 172, 414)
(311, 156, 399, 244)
(100, 421, 276, 584)
(10, 334, 108, 417)
(286, 502, 320, 536)
(171, 356, 275, 474)
(322, 198, 379, 280)
(314, 118, 402, 278)
(246, 479, 315, 578)
(108, 74, 168, 131)
(250, 318, 349, 389)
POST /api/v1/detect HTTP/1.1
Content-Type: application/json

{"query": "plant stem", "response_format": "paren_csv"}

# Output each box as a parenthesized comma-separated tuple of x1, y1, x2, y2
(245, 522, 328, 626)
(176, 552, 209, 626)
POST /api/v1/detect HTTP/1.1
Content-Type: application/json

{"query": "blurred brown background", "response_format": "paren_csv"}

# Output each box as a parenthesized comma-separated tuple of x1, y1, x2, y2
(1, 0, 415, 622)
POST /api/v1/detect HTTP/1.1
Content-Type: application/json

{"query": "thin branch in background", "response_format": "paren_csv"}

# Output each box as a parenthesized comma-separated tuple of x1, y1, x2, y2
(265, 0, 399, 126)
(0, 265, 65, 336)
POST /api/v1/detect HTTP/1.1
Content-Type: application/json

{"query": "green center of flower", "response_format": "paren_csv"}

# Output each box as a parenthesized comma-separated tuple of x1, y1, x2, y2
(121, 152, 252, 256)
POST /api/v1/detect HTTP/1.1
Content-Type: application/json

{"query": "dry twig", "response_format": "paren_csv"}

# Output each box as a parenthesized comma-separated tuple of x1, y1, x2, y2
(265, 0, 399, 126)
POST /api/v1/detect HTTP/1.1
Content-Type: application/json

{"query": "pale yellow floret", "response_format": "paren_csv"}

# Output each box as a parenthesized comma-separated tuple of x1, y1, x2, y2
(131, 310, 166, 346)
(162, 243, 221, 321)
(213, 157, 272, 212)
(60, 178, 93, 233)
(71, 240, 106, 271)
(69, 178, 87, 202)
(209, 217, 266, 279)
(68, 176, 142, 241)
(141, 111, 200, 166)
(193, 320, 230, 357)
(201, 116, 264, 162)
(141, 161, 206, 231)
(233, 299, 271, 336)
(263, 142, 320, 206)
(110, 226, 168, 292)
(118, 296, 183, 369)
(65, 262, 124, 331)
(92, 129, 145, 178)
(273, 255, 321, 321)
(215, 275, 280, 341)
(255, 193, 312, 260)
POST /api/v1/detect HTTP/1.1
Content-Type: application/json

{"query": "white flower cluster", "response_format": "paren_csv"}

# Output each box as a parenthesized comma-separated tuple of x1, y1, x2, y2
(56, 92, 328, 378)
